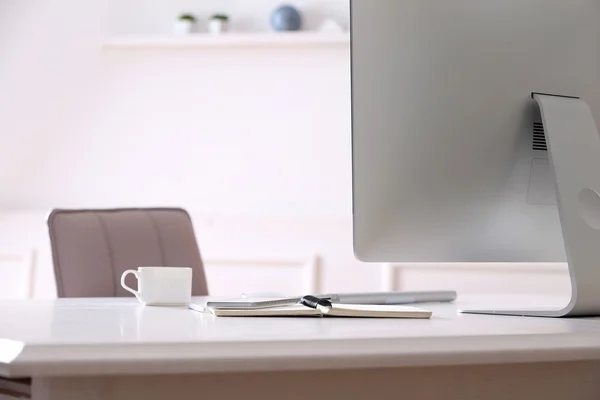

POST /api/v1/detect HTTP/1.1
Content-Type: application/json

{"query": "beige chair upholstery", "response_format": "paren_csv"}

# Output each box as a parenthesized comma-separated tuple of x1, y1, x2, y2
(48, 208, 208, 298)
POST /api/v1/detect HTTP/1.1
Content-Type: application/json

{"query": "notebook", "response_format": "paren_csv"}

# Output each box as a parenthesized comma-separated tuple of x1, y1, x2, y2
(208, 303, 432, 319)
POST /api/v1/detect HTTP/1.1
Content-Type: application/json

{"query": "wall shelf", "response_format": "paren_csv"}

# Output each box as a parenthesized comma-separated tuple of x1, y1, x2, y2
(102, 32, 350, 50)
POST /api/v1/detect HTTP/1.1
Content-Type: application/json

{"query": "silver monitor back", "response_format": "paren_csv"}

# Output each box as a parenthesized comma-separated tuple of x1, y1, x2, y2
(351, 0, 600, 263)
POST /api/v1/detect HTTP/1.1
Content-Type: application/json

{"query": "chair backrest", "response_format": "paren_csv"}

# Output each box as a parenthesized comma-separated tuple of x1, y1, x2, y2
(48, 208, 208, 298)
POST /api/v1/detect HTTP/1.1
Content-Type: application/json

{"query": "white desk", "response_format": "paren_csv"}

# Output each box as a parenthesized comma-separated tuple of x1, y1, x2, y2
(1, 295, 600, 400)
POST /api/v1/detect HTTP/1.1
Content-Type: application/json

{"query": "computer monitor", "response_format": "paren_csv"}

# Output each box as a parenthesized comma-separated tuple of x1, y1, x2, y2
(350, 0, 600, 317)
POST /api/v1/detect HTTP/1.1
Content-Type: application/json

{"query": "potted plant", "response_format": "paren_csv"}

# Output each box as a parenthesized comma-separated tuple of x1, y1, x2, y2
(208, 14, 229, 34)
(174, 13, 197, 34)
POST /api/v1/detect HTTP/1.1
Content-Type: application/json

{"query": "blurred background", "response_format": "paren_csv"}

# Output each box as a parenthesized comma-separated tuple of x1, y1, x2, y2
(0, 0, 569, 299)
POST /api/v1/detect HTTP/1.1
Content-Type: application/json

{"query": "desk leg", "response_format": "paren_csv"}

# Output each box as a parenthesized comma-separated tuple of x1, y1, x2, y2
(32, 361, 600, 400)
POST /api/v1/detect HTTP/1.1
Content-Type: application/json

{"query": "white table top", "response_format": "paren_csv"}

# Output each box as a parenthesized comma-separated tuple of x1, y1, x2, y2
(2, 295, 600, 378)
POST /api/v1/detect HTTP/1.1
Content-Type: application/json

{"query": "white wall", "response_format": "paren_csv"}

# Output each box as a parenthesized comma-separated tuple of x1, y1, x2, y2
(1, 0, 364, 297)
(0, 0, 351, 218)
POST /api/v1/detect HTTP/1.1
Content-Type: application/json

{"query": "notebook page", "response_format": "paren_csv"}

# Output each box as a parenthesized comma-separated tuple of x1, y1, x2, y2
(325, 303, 432, 318)
(210, 304, 320, 317)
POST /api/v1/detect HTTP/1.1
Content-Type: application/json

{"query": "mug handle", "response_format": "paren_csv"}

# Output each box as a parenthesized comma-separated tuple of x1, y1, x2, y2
(121, 269, 140, 298)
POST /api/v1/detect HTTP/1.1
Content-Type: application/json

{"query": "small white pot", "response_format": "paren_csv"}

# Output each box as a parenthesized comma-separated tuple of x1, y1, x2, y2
(173, 20, 194, 35)
(208, 19, 228, 34)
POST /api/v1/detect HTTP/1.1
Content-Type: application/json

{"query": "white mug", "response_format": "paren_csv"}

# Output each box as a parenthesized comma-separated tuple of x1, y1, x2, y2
(121, 266, 193, 306)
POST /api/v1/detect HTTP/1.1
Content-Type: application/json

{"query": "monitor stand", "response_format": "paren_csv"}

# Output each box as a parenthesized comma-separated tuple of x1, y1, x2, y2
(462, 93, 600, 317)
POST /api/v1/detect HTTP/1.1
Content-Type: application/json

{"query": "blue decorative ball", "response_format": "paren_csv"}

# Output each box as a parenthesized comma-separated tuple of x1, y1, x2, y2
(270, 5, 302, 32)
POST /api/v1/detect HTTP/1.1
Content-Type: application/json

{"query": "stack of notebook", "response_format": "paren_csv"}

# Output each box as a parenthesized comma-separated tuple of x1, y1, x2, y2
(190, 296, 432, 319)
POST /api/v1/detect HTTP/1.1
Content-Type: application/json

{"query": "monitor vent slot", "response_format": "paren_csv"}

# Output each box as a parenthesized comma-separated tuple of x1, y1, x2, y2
(533, 121, 547, 151)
